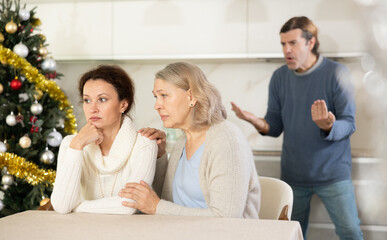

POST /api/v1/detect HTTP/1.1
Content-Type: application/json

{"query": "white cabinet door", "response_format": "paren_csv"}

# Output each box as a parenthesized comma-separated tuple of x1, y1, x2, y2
(112, 0, 247, 58)
(247, 0, 366, 57)
(35, 1, 113, 59)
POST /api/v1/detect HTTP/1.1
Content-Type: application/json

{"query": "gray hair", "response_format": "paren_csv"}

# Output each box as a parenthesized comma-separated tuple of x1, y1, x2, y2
(155, 62, 227, 129)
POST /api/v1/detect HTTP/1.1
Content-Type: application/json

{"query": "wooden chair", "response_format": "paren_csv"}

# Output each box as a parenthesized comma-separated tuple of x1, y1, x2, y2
(258, 176, 293, 220)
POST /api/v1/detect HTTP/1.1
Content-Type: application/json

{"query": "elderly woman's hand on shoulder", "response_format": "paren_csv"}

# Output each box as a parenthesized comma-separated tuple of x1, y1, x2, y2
(138, 128, 166, 158)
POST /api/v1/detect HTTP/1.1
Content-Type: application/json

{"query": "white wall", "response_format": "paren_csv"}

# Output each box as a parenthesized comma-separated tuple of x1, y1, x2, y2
(24, 0, 381, 154)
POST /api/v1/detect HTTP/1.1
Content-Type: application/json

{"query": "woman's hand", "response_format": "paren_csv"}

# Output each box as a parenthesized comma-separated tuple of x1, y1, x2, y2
(138, 128, 166, 158)
(69, 122, 104, 150)
(119, 181, 160, 215)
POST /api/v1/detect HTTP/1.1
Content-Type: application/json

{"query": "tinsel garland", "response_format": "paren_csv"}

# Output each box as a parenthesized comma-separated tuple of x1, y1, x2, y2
(0, 152, 56, 186)
(0, 44, 77, 134)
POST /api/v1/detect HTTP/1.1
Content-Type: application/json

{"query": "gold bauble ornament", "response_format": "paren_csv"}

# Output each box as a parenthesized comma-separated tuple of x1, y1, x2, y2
(39, 46, 48, 57)
(0, 33, 4, 43)
(5, 20, 18, 34)
(39, 34, 46, 41)
(40, 198, 50, 206)
(0, 83, 3, 94)
(19, 135, 32, 149)
(31, 18, 42, 27)
(33, 89, 43, 100)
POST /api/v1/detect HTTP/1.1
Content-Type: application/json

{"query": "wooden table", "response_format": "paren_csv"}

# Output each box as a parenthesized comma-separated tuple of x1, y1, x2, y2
(0, 210, 303, 240)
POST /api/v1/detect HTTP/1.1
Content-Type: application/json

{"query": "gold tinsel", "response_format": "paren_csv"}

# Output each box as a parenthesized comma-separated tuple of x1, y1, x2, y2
(0, 44, 77, 134)
(0, 152, 56, 186)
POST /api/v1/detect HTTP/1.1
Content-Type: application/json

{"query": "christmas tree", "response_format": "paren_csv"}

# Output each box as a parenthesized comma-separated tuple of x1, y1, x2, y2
(0, 0, 77, 217)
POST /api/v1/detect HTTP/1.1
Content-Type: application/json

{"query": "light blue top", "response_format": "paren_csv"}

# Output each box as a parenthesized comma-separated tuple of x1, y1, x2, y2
(172, 143, 207, 208)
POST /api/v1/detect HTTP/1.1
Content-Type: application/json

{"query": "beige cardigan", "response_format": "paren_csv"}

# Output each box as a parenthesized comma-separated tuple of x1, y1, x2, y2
(153, 120, 261, 219)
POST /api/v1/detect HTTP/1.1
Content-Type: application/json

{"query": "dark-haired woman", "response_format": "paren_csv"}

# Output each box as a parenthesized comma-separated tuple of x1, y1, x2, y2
(51, 65, 157, 214)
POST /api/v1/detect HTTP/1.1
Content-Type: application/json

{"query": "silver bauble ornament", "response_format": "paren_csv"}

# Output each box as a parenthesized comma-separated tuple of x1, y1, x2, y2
(19, 93, 29, 102)
(1, 174, 14, 186)
(40, 148, 55, 164)
(13, 43, 29, 58)
(0, 141, 7, 153)
(1, 167, 8, 175)
(6, 112, 17, 126)
(30, 100, 43, 115)
(47, 129, 63, 147)
(19, 135, 32, 148)
(41, 58, 56, 71)
(0, 199, 4, 211)
(19, 9, 30, 21)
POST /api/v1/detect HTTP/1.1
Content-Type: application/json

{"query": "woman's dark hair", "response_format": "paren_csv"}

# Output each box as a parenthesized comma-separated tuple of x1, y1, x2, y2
(78, 65, 135, 115)
(280, 16, 320, 57)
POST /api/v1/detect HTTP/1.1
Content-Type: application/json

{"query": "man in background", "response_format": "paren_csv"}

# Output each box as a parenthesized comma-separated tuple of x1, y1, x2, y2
(231, 16, 363, 240)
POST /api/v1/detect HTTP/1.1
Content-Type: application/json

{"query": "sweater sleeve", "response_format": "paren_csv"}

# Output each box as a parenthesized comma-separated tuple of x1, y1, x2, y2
(323, 66, 356, 141)
(156, 199, 214, 217)
(264, 71, 284, 137)
(156, 124, 254, 218)
(51, 136, 83, 214)
(73, 137, 158, 215)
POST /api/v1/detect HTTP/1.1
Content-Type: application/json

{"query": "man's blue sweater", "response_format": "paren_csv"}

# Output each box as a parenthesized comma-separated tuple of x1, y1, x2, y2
(264, 56, 356, 186)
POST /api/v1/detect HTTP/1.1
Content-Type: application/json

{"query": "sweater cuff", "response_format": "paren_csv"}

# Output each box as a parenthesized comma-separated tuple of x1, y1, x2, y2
(320, 122, 335, 141)
(155, 199, 174, 216)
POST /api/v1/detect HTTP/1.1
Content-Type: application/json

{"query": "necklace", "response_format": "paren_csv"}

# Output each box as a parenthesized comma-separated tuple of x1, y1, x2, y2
(96, 170, 118, 198)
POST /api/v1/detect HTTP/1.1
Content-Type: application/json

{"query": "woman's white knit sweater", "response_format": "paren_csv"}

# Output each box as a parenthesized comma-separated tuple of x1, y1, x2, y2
(153, 120, 261, 218)
(51, 116, 157, 214)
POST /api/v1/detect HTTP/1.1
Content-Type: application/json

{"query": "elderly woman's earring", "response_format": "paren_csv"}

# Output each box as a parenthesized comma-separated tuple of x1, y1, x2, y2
(190, 103, 193, 107)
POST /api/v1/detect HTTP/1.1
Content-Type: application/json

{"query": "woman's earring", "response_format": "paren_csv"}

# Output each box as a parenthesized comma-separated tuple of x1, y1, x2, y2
(190, 103, 193, 107)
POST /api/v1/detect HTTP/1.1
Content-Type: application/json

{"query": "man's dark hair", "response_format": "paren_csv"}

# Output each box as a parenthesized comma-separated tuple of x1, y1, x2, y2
(280, 16, 320, 56)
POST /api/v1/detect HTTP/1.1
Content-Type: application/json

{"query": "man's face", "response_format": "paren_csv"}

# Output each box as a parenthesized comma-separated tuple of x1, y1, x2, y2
(280, 29, 315, 72)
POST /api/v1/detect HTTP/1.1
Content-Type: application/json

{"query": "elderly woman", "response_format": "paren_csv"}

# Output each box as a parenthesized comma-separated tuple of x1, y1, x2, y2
(119, 62, 260, 218)
(51, 65, 157, 214)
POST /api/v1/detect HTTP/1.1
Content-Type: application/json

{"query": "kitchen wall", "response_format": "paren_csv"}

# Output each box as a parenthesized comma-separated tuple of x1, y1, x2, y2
(21, 0, 387, 239)
(24, 0, 385, 155)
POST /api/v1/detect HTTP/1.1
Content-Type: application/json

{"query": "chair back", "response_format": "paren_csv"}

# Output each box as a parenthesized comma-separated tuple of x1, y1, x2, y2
(258, 176, 293, 220)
